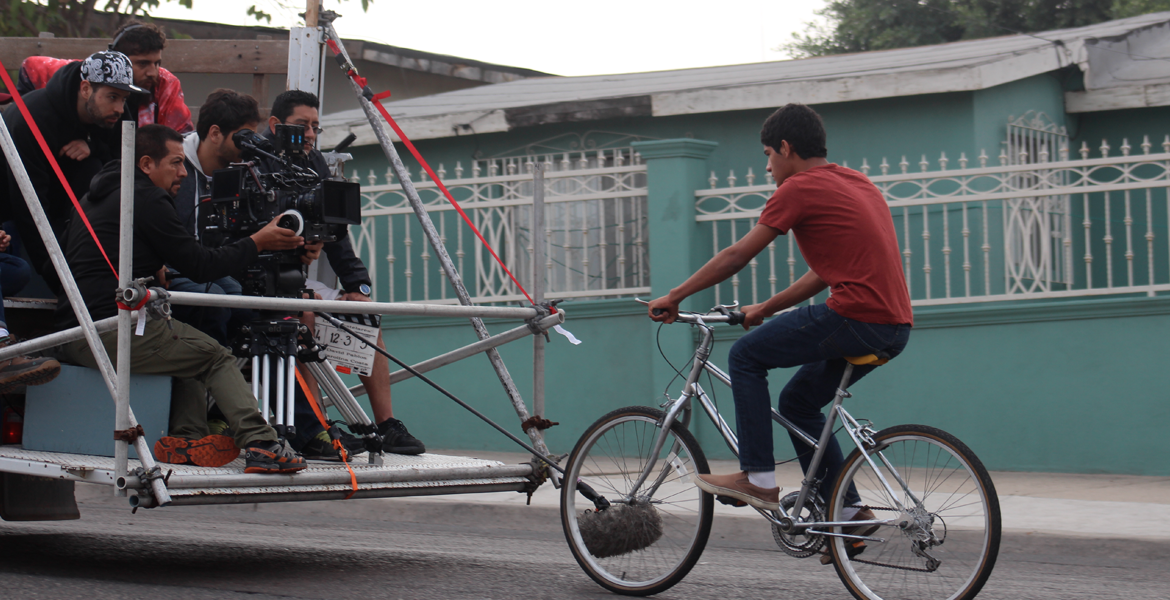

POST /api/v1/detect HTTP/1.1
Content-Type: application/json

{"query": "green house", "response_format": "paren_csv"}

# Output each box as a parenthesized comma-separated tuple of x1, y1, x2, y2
(319, 12, 1170, 475)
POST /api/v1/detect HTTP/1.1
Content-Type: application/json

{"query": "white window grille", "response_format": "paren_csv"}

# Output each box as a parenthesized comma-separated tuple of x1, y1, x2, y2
(1004, 111, 1072, 294)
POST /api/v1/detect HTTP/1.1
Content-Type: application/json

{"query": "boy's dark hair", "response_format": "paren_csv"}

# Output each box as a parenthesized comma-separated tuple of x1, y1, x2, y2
(271, 90, 319, 123)
(760, 103, 827, 160)
(196, 89, 261, 141)
(136, 124, 183, 164)
(110, 21, 167, 56)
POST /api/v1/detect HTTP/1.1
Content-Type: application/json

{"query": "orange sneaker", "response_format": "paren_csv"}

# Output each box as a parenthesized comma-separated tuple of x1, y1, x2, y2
(154, 434, 240, 467)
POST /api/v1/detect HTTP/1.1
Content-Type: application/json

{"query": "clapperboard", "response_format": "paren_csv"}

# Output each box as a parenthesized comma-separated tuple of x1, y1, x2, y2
(314, 313, 381, 376)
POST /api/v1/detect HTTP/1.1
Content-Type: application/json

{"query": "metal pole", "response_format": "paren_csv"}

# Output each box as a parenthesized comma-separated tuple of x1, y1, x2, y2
(0, 114, 171, 506)
(385, 312, 563, 386)
(320, 21, 554, 462)
(165, 291, 539, 319)
(0, 315, 121, 362)
(114, 121, 134, 497)
(531, 164, 546, 421)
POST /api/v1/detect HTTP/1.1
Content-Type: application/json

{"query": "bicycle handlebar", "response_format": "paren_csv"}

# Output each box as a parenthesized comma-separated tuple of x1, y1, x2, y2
(651, 307, 745, 326)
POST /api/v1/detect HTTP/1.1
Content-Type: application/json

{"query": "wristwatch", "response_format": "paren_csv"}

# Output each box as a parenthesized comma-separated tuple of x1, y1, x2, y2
(357, 284, 371, 296)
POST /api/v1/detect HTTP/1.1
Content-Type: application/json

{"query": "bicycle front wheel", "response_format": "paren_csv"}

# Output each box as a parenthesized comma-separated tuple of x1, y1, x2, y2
(828, 425, 1001, 600)
(561, 406, 713, 596)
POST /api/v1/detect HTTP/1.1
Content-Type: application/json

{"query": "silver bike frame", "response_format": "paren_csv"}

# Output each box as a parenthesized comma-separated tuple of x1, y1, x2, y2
(632, 311, 915, 539)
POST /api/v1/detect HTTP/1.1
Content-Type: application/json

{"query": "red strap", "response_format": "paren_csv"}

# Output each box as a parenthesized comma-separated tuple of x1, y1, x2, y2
(115, 289, 150, 312)
(294, 365, 358, 499)
(0, 57, 119, 279)
(323, 44, 547, 311)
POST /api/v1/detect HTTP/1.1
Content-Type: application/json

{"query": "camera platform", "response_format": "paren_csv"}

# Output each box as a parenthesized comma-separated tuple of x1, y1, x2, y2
(0, 445, 535, 508)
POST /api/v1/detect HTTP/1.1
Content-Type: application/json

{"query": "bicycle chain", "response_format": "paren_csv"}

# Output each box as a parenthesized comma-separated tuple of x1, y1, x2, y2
(837, 505, 939, 573)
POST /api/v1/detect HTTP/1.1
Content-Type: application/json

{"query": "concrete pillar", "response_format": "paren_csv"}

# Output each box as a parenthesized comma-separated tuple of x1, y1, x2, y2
(631, 138, 718, 404)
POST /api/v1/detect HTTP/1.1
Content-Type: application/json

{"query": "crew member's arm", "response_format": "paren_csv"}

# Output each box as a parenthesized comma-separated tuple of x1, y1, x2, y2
(648, 223, 779, 323)
(322, 236, 372, 298)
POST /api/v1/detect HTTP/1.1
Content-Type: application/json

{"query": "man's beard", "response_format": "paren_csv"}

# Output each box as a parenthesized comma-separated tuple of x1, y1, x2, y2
(85, 95, 117, 129)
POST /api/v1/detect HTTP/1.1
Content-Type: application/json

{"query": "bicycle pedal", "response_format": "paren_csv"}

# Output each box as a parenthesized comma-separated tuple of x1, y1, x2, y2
(715, 495, 748, 508)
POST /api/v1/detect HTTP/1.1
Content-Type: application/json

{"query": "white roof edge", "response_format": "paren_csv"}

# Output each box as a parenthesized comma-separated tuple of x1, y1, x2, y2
(320, 110, 510, 147)
(322, 13, 1170, 146)
(1066, 83, 1170, 113)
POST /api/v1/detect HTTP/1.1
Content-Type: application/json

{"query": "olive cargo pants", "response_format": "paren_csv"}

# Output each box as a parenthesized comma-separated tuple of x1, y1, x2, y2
(60, 318, 276, 449)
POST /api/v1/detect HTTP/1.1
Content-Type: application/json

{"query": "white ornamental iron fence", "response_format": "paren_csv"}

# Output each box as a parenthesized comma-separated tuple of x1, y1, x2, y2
(696, 135, 1170, 307)
(351, 148, 649, 304)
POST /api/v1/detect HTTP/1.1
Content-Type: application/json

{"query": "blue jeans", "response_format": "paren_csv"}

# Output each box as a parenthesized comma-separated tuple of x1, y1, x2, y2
(0, 252, 32, 329)
(728, 303, 910, 503)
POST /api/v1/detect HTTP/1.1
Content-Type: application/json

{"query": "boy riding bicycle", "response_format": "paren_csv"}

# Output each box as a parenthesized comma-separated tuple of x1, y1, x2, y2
(648, 103, 913, 534)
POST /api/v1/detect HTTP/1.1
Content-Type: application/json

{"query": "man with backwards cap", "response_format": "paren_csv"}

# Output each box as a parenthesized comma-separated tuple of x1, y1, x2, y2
(2, 51, 145, 291)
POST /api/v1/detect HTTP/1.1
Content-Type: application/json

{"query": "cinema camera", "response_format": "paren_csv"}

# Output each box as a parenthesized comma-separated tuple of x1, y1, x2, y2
(196, 124, 362, 298)
(193, 124, 364, 442)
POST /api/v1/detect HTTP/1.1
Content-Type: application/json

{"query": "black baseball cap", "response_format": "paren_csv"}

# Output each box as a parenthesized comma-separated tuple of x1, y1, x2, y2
(79, 51, 148, 95)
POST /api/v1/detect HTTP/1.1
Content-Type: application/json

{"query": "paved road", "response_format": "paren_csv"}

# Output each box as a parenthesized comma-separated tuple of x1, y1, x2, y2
(0, 484, 1166, 600)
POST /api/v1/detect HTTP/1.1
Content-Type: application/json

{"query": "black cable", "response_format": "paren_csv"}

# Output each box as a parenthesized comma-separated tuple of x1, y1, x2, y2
(315, 311, 564, 474)
(655, 321, 691, 401)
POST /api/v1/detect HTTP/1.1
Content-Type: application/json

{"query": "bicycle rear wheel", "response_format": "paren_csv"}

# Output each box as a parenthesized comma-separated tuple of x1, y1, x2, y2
(828, 424, 1001, 600)
(561, 406, 713, 596)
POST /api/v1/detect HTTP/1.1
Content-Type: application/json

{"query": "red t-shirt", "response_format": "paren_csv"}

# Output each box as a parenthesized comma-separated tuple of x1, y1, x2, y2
(758, 163, 913, 326)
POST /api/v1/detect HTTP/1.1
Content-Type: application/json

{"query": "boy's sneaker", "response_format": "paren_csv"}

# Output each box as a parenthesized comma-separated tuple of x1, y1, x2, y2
(244, 438, 307, 474)
(693, 471, 780, 511)
(154, 435, 240, 467)
(821, 508, 882, 565)
(0, 349, 61, 393)
(377, 417, 425, 455)
(300, 431, 342, 462)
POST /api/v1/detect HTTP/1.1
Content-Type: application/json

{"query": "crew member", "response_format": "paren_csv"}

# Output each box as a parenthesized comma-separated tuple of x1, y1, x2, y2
(55, 124, 308, 473)
(3, 51, 142, 291)
(18, 20, 194, 134)
(168, 88, 265, 344)
(263, 90, 425, 457)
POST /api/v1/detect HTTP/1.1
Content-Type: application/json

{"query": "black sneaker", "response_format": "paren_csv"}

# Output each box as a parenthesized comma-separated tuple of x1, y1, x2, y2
(377, 417, 425, 455)
(338, 430, 369, 455)
(244, 438, 307, 474)
(299, 431, 342, 462)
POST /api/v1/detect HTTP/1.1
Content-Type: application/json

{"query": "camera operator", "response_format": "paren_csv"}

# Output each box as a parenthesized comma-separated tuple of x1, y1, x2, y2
(261, 90, 425, 457)
(168, 89, 263, 344)
(55, 124, 308, 474)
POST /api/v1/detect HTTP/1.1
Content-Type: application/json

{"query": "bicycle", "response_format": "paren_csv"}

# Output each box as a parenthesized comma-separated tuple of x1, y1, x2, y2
(560, 301, 1001, 599)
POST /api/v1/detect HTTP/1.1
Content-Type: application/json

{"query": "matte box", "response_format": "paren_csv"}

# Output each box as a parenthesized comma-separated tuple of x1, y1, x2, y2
(23, 364, 172, 459)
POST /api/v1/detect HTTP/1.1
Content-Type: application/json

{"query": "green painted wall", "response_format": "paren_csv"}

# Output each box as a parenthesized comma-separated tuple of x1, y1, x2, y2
(366, 295, 1170, 476)
(1073, 106, 1170, 154)
(329, 70, 1170, 476)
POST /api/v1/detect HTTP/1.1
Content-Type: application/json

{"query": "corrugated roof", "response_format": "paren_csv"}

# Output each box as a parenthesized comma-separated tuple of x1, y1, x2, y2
(321, 12, 1170, 147)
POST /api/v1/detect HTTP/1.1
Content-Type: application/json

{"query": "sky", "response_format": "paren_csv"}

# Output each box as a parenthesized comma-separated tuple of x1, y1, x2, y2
(151, 0, 828, 76)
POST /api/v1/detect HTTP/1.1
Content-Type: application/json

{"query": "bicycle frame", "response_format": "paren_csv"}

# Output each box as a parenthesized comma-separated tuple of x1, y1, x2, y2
(629, 313, 917, 540)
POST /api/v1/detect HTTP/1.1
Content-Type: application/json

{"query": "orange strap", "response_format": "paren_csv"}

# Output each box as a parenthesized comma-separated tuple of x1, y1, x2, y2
(294, 365, 358, 499)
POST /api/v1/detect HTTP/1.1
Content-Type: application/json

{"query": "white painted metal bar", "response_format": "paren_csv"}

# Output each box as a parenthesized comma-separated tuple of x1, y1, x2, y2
(276, 356, 287, 427)
(115, 121, 135, 497)
(120, 463, 534, 490)
(166, 291, 540, 319)
(0, 315, 120, 362)
(532, 164, 546, 422)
